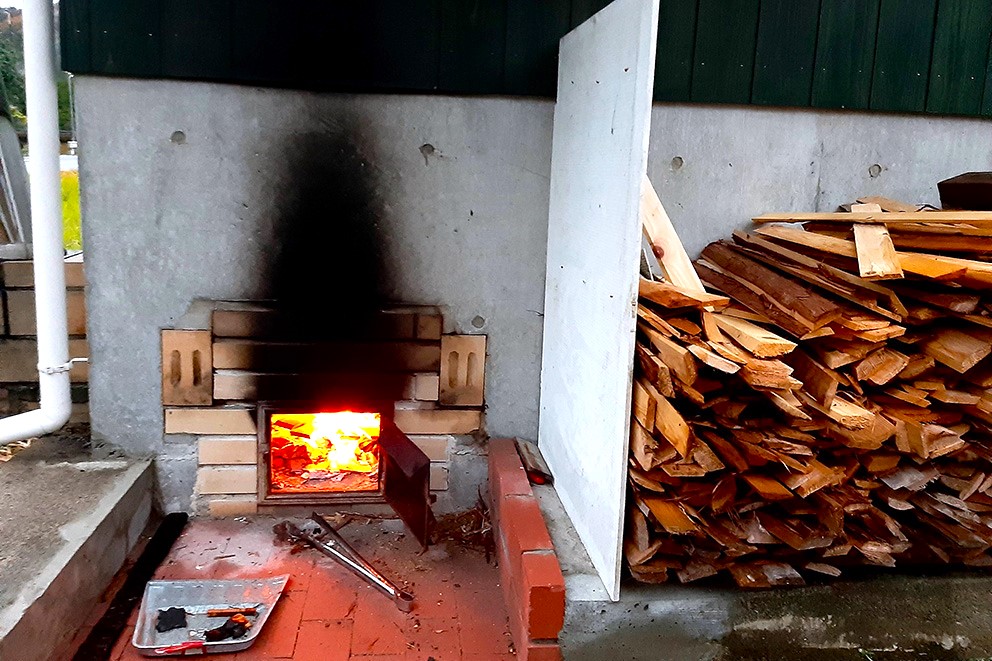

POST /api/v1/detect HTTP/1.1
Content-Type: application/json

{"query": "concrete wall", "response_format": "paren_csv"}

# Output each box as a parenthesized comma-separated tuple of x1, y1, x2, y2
(73, 77, 992, 511)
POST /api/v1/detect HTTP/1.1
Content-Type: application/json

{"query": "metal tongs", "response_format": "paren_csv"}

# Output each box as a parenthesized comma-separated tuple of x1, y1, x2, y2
(277, 513, 415, 612)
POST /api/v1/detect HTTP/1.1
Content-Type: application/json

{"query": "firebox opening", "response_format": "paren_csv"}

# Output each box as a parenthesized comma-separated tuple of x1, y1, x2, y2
(268, 411, 382, 495)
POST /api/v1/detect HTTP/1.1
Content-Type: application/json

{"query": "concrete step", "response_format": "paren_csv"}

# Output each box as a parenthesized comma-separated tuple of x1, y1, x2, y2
(0, 437, 152, 661)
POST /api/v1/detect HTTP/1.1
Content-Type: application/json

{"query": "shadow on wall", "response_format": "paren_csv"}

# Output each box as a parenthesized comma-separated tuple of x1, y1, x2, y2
(255, 120, 407, 407)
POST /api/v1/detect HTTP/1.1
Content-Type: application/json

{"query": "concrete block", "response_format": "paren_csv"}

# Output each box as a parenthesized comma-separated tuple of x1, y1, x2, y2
(165, 407, 256, 435)
(196, 465, 257, 495)
(161, 329, 213, 406)
(206, 496, 258, 517)
(429, 463, 448, 491)
(412, 373, 440, 401)
(393, 408, 481, 435)
(439, 334, 486, 406)
(197, 436, 257, 465)
(416, 313, 443, 340)
(410, 435, 450, 461)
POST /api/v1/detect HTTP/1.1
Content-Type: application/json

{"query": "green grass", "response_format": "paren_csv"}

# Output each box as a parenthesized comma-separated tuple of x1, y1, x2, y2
(61, 170, 81, 251)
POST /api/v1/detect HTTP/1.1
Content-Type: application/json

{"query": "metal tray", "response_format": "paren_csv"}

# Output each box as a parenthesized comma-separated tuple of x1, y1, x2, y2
(132, 575, 289, 656)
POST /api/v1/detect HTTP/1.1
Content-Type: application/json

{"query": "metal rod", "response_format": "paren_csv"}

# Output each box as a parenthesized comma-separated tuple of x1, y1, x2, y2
(283, 519, 414, 612)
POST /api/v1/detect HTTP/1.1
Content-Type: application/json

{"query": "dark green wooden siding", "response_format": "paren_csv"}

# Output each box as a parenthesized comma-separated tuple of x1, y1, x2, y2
(61, 0, 992, 117)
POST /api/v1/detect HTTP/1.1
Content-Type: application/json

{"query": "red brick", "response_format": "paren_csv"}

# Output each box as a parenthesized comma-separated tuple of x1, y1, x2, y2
(404, 616, 460, 660)
(350, 592, 412, 655)
(496, 539, 516, 642)
(488, 439, 532, 517)
(453, 589, 514, 656)
(519, 551, 565, 640)
(251, 590, 305, 658)
(292, 619, 352, 661)
(302, 561, 358, 620)
(501, 496, 554, 579)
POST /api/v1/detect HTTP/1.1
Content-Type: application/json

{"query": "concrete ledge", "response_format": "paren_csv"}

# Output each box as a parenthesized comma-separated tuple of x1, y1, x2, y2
(533, 482, 992, 660)
(0, 458, 153, 661)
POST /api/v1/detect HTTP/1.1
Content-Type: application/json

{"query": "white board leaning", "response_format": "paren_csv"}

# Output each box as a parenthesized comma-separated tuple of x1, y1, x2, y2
(538, 0, 660, 601)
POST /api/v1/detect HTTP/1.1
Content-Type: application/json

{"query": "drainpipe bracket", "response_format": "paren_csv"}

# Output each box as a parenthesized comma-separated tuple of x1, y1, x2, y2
(38, 357, 87, 375)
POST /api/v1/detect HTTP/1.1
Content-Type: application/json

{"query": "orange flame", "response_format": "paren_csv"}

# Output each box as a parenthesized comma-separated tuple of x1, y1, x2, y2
(271, 411, 380, 477)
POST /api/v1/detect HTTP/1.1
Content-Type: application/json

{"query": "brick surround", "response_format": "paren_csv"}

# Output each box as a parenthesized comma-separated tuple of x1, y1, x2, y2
(160, 299, 488, 515)
(488, 439, 566, 660)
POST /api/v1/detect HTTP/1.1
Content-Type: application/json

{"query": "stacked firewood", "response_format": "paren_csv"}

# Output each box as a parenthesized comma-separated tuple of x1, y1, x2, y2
(628, 197, 992, 588)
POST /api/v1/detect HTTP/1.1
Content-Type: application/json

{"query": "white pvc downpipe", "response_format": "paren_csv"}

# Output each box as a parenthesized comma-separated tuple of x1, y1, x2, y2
(0, 0, 72, 444)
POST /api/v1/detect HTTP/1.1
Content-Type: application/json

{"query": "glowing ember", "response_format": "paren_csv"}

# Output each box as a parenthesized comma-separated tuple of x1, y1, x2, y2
(269, 411, 381, 494)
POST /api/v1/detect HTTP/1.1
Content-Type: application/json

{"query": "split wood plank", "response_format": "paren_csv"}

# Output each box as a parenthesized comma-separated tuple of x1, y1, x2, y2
(754, 211, 992, 224)
(921, 328, 992, 373)
(639, 323, 698, 384)
(781, 349, 839, 407)
(701, 243, 842, 330)
(632, 379, 658, 432)
(754, 225, 968, 280)
(639, 277, 729, 309)
(654, 394, 691, 457)
(687, 344, 741, 374)
(640, 496, 698, 534)
(853, 223, 904, 280)
(856, 196, 920, 212)
(731, 231, 908, 320)
(640, 174, 706, 294)
(712, 314, 797, 358)
(696, 262, 811, 338)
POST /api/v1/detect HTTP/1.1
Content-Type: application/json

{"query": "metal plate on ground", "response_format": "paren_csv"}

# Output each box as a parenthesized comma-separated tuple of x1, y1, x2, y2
(132, 575, 289, 656)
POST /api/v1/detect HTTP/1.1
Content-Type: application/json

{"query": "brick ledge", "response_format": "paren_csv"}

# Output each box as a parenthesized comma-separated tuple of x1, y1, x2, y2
(488, 438, 565, 661)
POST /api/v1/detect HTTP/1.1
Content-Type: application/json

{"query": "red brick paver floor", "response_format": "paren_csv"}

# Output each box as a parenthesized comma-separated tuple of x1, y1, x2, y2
(105, 516, 515, 661)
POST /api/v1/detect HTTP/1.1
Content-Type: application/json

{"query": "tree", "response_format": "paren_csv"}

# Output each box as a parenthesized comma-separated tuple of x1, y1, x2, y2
(0, 37, 25, 123)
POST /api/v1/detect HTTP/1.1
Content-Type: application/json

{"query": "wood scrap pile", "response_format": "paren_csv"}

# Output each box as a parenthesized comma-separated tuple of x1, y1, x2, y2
(627, 193, 992, 588)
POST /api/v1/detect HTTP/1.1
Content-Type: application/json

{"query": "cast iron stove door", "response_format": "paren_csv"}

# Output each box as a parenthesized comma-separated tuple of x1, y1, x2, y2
(378, 419, 435, 548)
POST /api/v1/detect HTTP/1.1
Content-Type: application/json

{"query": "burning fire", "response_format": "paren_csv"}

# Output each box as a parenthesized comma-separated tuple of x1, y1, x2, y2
(269, 411, 381, 493)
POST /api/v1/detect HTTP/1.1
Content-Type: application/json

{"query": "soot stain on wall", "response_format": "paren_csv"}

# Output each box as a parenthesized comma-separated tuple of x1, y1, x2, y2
(256, 118, 406, 405)
(266, 123, 390, 339)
